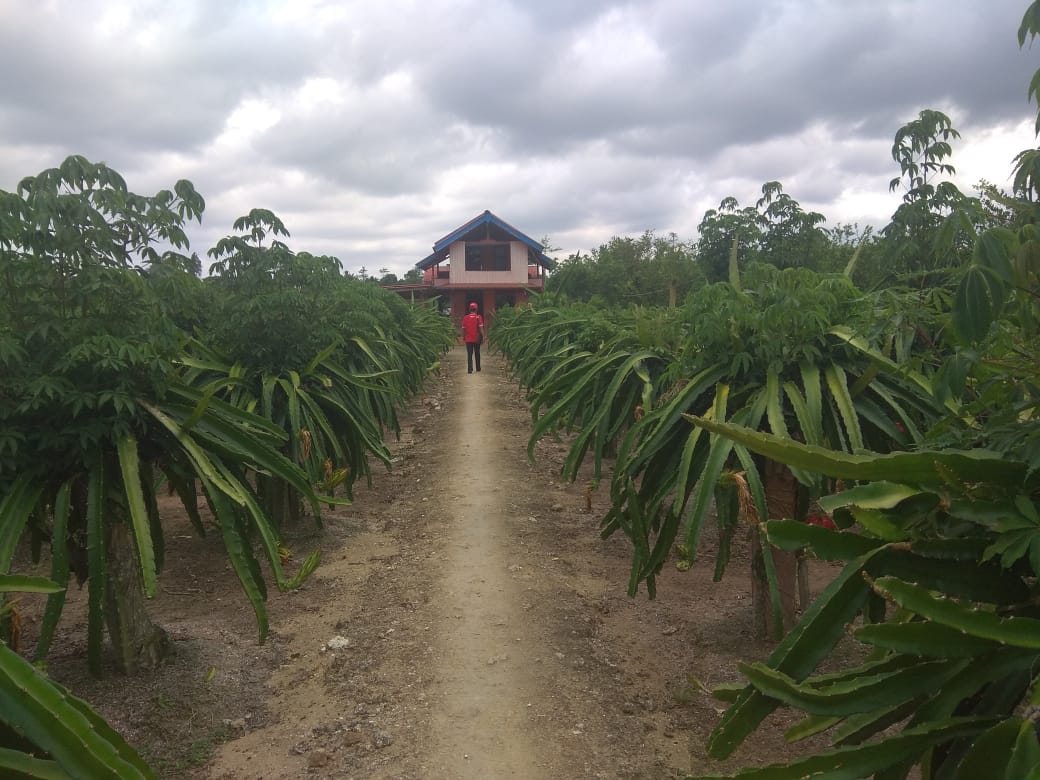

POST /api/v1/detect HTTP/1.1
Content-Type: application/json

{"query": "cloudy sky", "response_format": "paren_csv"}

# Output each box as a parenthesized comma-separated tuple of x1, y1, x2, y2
(2, 0, 1038, 277)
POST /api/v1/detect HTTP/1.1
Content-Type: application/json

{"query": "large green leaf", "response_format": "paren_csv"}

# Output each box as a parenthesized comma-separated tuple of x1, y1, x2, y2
(85, 463, 106, 678)
(0, 575, 62, 594)
(738, 657, 966, 717)
(696, 717, 996, 780)
(765, 521, 882, 560)
(824, 364, 864, 452)
(828, 326, 958, 415)
(35, 479, 72, 661)
(205, 481, 270, 642)
(681, 417, 1025, 487)
(954, 265, 1002, 343)
(707, 549, 878, 758)
(116, 433, 158, 598)
(872, 577, 1040, 648)
(0, 639, 154, 778)
(855, 621, 1002, 658)
(0, 475, 44, 572)
(819, 482, 926, 512)
(0, 748, 67, 779)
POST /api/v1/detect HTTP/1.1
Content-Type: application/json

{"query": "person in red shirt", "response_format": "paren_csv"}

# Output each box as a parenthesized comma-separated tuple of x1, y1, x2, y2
(461, 302, 486, 373)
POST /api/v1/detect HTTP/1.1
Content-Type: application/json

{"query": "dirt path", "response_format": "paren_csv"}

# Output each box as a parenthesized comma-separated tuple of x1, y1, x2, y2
(423, 358, 548, 777)
(30, 345, 843, 779)
(207, 345, 693, 779)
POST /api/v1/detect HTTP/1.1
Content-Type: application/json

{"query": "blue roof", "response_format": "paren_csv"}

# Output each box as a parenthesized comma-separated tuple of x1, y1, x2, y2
(416, 210, 555, 270)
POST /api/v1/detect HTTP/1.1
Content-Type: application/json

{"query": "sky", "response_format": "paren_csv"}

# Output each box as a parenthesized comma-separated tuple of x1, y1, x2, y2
(2, 0, 1039, 278)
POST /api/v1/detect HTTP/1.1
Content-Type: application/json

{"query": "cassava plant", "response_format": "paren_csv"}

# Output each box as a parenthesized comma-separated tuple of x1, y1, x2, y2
(0, 157, 320, 680)
(196, 211, 454, 524)
(501, 262, 948, 636)
(602, 263, 951, 636)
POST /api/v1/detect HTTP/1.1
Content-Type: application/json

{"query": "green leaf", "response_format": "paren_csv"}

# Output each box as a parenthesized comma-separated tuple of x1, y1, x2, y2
(0, 575, 62, 594)
(696, 717, 996, 780)
(829, 326, 956, 414)
(0, 475, 44, 572)
(831, 697, 922, 746)
(86, 464, 106, 678)
(824, 364, 864, 451)
(682, 385, 733, 554)
(707, 549, 877, 758)
(739, 657, 966, 716)
(680, 417, 1025, 488)
(205, 483, 269, 642)
(855, 621, 1002, 658)
(820, 482, 926, 512)
(1006, 718, 1040, 780)
(139, 400, 242, 500)
(954, 265, 1000, 343)
(765, 521, 882, 560)
(873, 577, 1040, 648)
(848, 507, 910, 542)
(783, 714, 839, 743)
(116, 434, 158, 598)
(0, 748, 67, 779)
(0, 640, 155, 778)
(954, 718, 1020, 780)
(35, 479, 72, 662)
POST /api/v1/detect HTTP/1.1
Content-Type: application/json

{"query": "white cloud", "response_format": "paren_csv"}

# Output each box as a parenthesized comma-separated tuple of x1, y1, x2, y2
(0, 0, 1037, 276)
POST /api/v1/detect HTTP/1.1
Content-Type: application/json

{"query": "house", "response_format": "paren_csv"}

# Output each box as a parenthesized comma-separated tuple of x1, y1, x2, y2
(386, 210, 554, 326)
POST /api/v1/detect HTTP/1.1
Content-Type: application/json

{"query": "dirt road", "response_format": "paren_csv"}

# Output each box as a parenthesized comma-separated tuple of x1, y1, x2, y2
(422, 354, 554, 776)
(40, 345, 831, 779)
(208, 345, 698, 779)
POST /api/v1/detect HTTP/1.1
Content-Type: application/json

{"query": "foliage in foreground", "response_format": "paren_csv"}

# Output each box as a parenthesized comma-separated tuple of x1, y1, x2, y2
(687, 6, 1040, 776)
(0, 575, 155, 778)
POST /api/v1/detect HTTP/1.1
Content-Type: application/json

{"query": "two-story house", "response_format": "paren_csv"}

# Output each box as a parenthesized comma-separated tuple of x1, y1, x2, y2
(389, 210, 554, 327)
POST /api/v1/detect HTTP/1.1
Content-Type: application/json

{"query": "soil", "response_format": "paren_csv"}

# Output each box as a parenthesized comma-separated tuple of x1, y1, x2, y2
(14, 345, 844, 779)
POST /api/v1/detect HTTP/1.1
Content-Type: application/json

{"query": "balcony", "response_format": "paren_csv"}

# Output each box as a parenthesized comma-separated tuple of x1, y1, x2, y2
(423, 265, 545, 289)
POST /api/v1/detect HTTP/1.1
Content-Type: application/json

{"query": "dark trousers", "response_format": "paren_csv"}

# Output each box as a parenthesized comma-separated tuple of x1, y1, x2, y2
(466, 341, 481, 372)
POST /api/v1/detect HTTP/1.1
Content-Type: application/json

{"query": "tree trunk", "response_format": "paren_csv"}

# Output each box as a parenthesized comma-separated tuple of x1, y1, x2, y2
(103, 518, 169, 674)
(751, 460, 799, 640)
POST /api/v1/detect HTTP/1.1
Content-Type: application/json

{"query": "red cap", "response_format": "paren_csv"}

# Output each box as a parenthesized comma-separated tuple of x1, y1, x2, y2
(469, 302, 478, 309)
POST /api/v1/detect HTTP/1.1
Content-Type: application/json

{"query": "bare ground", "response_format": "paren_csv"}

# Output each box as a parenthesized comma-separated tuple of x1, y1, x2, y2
(14, 345, 843, 779)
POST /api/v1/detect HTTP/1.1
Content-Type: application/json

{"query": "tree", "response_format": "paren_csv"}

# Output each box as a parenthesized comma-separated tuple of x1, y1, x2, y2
(400, 267, 423, 284)
(755, 181, 830, 270)
(695, 196, 763, 284)
(545, 231, 702, 306)
(0, 159, 318, 677)
(877, 110, 980, 284)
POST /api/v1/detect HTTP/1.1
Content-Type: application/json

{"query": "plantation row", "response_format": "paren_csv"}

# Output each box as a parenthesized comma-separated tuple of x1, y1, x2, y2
(494, 255, 1039, 776)
(490, 7, 1040, 776)
(0, 157, 454, 777)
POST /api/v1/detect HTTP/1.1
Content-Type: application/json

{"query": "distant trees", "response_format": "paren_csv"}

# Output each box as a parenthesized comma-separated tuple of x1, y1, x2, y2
(546, 230, 704, 306)
(550, 182, 861, 303)
(548, 110, 999, 303)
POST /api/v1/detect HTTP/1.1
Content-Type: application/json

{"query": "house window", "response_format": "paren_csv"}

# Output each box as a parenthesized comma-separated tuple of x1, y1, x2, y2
(465, 243, 511, 271)
(492, 245, 509, 271)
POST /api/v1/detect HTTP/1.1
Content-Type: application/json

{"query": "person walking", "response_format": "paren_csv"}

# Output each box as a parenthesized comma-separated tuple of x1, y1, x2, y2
(462, 302, 486, 373)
